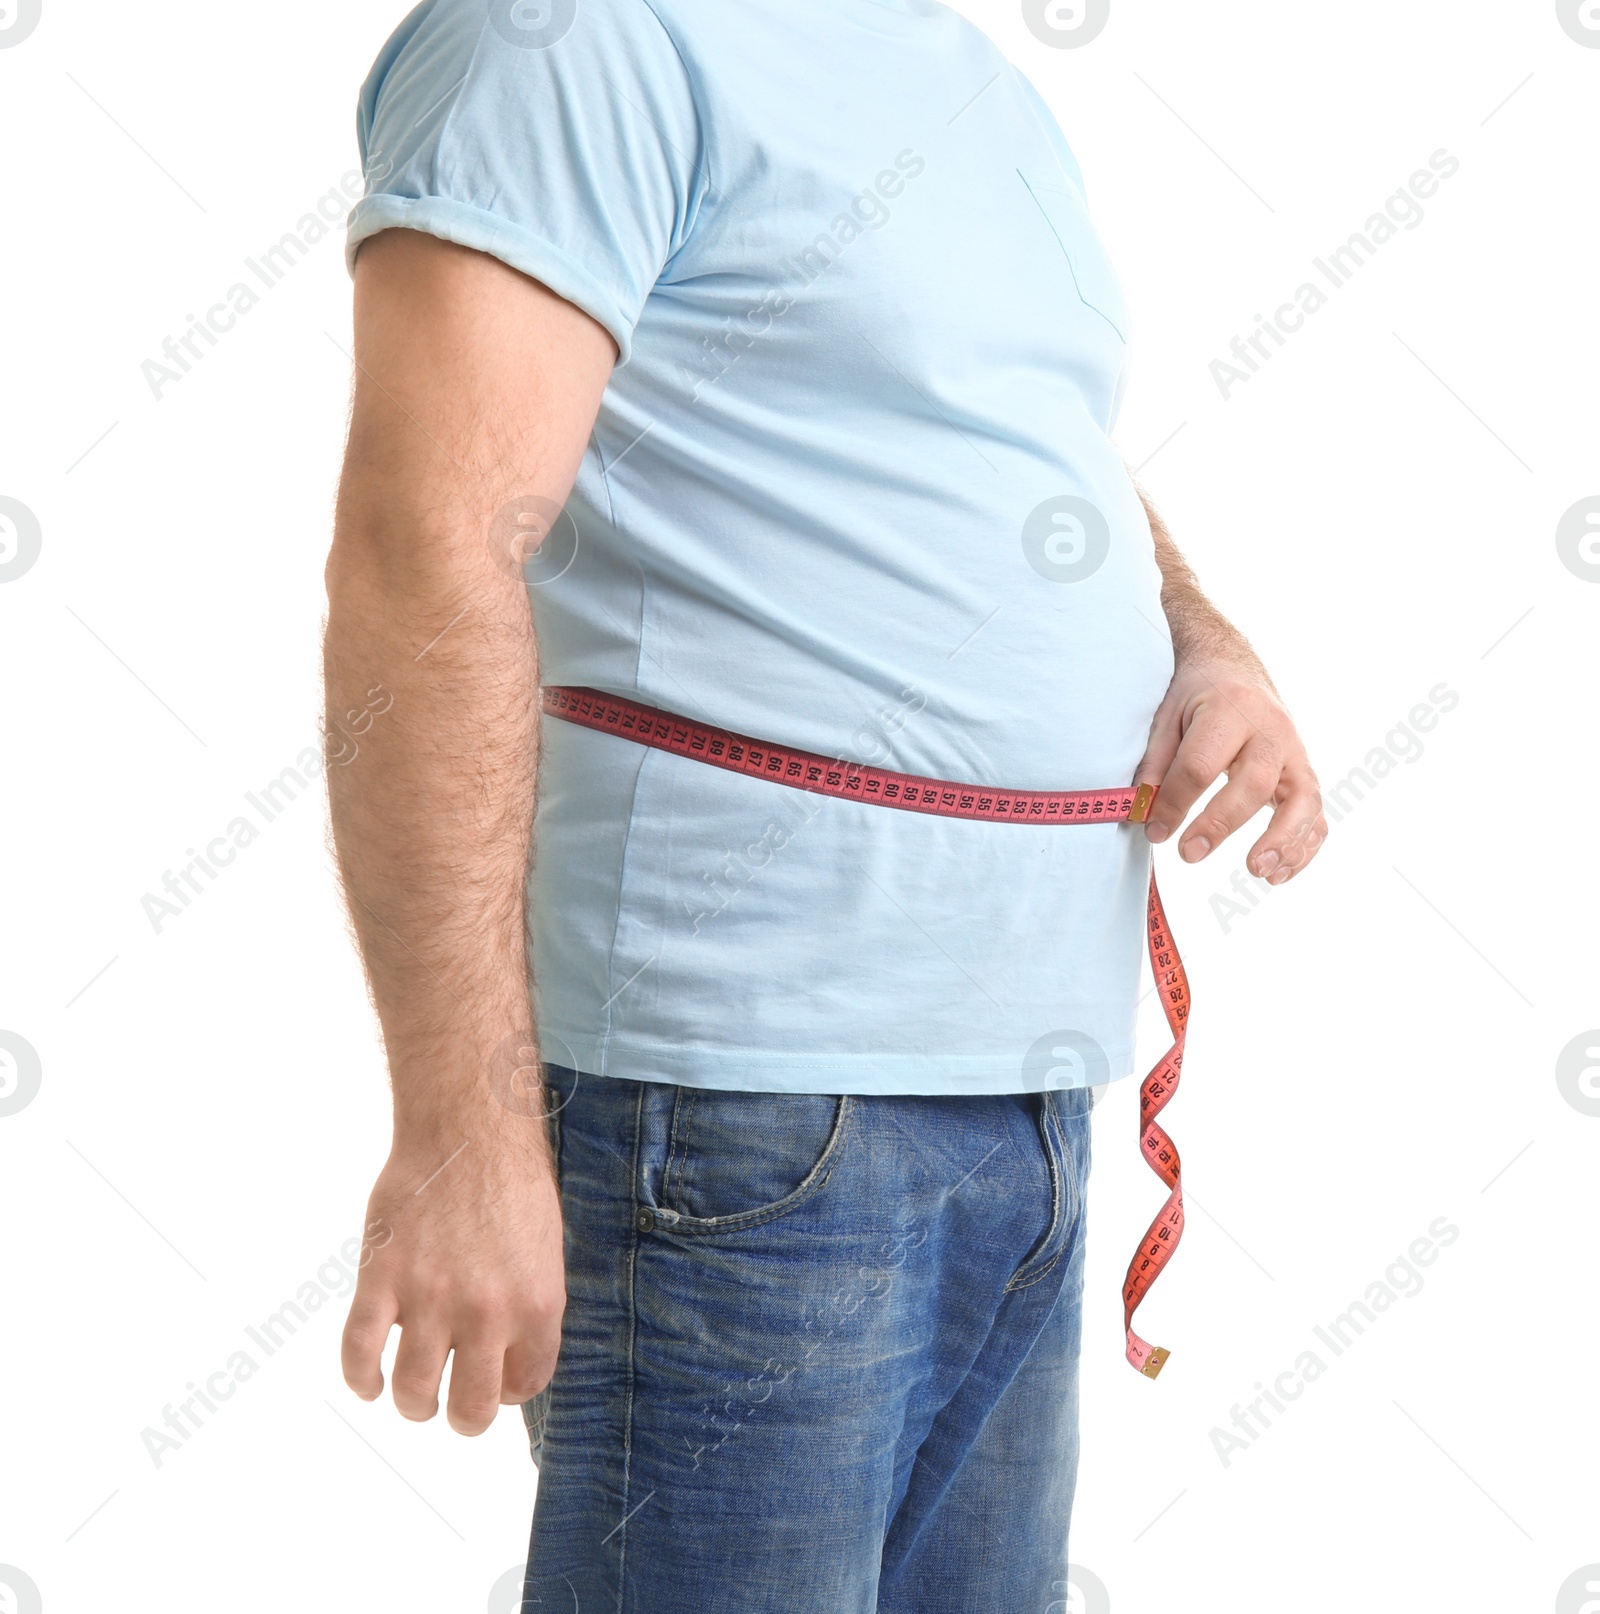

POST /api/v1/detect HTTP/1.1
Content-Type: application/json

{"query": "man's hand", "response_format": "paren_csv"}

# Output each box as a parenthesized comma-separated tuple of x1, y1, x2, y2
(1135, 652, 1326, 882)
(342, 1123, 564, 1434)
(1132, 482, 1326, 882)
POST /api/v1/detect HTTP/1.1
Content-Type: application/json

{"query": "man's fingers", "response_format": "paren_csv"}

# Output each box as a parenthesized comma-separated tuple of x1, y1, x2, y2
(1136, 666, 1326, 878)
(390, 1316, 452, 1422)
(1142, 716, 1252, 844)
(500, 1330, 560, 1406)
(1134, 696, 1184, 793)
(445, 1330, 507, 1436)
(1175, 743, 1281, 862)
(1247, 771, 1327, 882)
(341, 1290, 398, 1401)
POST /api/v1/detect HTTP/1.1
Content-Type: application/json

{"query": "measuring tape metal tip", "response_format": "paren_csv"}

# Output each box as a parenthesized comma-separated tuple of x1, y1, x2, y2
(1140, 1347, 1171, 1380)
(1129, 782, 1157, 823)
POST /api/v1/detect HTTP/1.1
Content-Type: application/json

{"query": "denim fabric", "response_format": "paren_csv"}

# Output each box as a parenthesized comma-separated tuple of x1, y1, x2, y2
(520, 1066, 1093, 1613)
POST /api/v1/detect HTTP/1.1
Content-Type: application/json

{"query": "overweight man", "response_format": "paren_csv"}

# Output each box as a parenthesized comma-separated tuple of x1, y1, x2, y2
(324, 1, 1325, 1608)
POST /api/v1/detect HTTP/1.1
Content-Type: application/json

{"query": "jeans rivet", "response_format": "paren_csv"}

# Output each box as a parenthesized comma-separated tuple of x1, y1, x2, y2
(635, 1208, 656, 1232)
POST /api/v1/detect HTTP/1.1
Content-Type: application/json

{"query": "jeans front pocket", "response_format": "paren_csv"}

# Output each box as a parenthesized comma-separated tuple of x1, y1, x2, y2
(1005, 1087, 1094, 1293)
(640, 1084, 855, 1234)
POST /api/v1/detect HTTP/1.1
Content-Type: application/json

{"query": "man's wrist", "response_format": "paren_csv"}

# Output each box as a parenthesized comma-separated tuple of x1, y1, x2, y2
(1171, 621, 1262, 677)
(388, 1101, 555, 1179)
(1165, 591, 1270, 685)
(384, 1026, 555, 1156)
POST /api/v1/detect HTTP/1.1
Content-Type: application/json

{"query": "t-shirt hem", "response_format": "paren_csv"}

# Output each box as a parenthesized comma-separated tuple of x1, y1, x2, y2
(344, 194, 637, 362)
(536, 1027, 1137, 1096)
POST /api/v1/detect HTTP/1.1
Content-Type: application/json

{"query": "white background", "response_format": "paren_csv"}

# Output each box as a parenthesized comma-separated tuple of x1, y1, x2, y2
(1, 1, 1596, 1611)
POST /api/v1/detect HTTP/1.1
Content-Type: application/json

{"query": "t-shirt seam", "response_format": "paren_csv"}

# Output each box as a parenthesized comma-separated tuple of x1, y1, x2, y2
(589, 8, 670, 1035)
(594, 744, 652, 1066)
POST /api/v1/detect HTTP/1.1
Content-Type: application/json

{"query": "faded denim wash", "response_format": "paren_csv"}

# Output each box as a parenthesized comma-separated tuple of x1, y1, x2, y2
(521, 1065, 1093, 1613)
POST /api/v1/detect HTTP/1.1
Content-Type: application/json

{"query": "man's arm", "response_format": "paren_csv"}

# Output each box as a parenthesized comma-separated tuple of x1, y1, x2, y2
(326, 230, 616, 1434)
(1131, 482, 1327, 882)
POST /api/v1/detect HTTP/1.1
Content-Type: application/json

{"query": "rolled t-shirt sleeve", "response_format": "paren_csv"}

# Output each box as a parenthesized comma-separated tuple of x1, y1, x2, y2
(346, 0, 704, 363)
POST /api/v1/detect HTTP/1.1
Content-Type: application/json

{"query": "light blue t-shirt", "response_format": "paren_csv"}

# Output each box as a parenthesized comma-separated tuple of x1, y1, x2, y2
(347, 0, 1174, 1095)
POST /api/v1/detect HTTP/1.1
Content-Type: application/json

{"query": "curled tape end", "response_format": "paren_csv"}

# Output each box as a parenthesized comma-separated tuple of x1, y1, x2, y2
(1141, 1347, 1171, 1380)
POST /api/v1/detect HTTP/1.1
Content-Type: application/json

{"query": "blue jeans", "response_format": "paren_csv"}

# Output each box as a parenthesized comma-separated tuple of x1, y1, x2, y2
(521, 1066, 1093, 1613)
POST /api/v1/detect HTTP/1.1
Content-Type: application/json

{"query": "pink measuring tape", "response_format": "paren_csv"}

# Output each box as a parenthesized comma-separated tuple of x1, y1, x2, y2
(542, 685, 1190, 1378)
